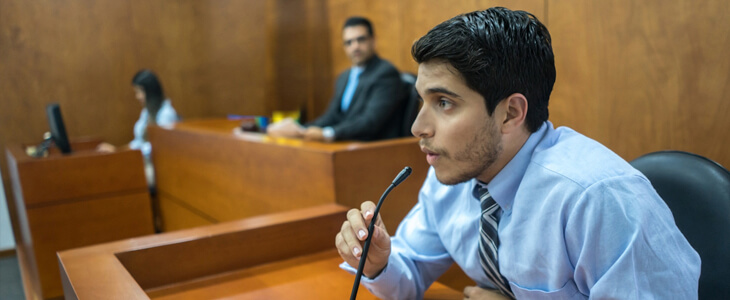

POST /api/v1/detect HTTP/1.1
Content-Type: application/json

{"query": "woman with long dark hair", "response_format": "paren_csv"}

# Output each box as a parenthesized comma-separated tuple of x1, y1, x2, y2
(98, 69, 179, 186)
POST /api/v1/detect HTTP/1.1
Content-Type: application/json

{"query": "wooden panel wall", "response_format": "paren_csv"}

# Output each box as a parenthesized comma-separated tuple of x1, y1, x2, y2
(324, 0, 729, 168)
(5, 1, 725, 184)
(549, 0, 730, 167)
(325, 0, 545, 77)
(1, 0, 728, 244)
(266, 0, 333, 123)
(0, 0, 331, 188)
(1, 0, 727, 294)
(320, 0, 730, 290)
(0, 0, 266, 147)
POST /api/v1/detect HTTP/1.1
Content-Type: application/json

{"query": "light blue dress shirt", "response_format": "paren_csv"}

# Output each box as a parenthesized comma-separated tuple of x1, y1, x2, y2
(129, 99, 179, 186)
(340, 66, 364, 112)
(341, 121, 700, 299)
(129, 99, 179, 158)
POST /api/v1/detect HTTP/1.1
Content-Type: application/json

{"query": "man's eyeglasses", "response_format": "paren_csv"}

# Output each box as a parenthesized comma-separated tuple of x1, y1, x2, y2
(344, 35, 370, 47)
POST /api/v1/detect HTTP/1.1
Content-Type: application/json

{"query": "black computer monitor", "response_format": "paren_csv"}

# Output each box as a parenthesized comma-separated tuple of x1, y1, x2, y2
(46, 103, 72, 154)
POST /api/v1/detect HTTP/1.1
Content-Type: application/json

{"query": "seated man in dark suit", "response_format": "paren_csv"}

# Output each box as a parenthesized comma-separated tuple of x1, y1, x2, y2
(267, 16, 408, 142)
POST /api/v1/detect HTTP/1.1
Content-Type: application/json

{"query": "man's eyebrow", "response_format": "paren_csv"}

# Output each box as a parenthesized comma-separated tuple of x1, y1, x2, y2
(344, 34, 368, 42)
(425, 87, 462, 99)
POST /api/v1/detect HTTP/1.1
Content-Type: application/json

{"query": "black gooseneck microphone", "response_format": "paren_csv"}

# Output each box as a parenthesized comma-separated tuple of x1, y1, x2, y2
(350, 166, 412, 300)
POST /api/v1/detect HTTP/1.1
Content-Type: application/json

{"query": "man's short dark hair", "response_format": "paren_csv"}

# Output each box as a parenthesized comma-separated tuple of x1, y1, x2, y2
(411, 7, 555, 133)
(343, 16, 374, 37)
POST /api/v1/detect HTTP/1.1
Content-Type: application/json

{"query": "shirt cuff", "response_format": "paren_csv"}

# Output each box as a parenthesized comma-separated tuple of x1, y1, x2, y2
(338, 261, 390, 283)
(322, 126, 335, 142)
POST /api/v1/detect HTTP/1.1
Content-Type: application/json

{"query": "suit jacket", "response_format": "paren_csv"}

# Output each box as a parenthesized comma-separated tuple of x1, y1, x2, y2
(308, 54, 408, 141)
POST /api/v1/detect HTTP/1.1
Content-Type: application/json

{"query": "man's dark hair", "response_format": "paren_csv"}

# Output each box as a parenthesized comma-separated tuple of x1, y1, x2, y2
(411, 7, 555, 133)
(343, 16, 374, 37)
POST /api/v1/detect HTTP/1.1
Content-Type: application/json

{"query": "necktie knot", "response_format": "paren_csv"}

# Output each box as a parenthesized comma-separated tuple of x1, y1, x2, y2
(473, 183, 489, 200)
(473, 183, 498, 214)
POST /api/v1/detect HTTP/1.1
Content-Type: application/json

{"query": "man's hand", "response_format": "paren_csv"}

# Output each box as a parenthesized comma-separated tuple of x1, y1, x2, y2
(463, 286, 511, 300)
(266, 118, 305, 138)
(335, 201, 391, 278)
(303, 126, 325, 142)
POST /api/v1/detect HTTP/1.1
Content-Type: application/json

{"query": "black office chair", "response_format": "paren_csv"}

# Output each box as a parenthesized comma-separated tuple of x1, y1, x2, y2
(400, 72, 419, 137)
(630, 151, 730, 299)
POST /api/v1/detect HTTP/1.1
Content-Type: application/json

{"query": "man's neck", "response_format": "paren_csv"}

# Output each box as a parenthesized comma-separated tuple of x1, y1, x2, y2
(354, 54, 376, 68)
(476, 131, 530, 184)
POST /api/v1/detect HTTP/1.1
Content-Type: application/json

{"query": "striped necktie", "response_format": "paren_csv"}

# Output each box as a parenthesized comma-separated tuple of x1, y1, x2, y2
(474, 183, 515, 299)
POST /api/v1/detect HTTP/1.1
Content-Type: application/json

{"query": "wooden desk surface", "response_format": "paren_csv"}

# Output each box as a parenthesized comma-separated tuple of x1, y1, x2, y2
(146, 250, 460, 300)
(58, 204, 461, 299)
(171, 118, 421, 153)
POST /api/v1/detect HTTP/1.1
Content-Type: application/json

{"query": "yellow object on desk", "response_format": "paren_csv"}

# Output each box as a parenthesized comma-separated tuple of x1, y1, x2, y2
(271, 110, 300, 123)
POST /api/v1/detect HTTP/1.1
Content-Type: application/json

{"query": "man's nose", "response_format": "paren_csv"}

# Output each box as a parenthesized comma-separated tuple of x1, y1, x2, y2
(411, 106, 433, 138)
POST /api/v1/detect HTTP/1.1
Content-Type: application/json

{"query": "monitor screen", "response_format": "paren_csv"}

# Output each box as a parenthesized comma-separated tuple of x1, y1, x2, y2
(46, 103, 72, 154)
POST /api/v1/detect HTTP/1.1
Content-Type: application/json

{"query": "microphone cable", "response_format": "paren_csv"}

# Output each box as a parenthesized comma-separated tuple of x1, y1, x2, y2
(350, 166, 412, 300)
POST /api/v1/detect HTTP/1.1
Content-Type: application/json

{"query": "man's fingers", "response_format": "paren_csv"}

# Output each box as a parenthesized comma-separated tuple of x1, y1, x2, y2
(462, 286, 509, 300)
(339, 220, 365, 259)
(360, 201, 377, 220)
(367, 225, 392, 258)
(336, 201, 392, 278)
(463, 286, 474, 297)
(346, 208, 369, 241)
(335, 232, 349, 257)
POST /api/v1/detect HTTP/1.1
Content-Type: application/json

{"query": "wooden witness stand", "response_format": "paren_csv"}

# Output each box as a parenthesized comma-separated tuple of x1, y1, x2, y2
(149, 119, 429, 232)
(58, 204, 462, 299)
(148, 119, 471, 294)
(5, 139, 155, 300)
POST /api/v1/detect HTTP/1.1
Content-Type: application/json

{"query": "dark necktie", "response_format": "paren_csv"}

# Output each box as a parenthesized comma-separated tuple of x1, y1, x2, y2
(474, 184, 515, 299)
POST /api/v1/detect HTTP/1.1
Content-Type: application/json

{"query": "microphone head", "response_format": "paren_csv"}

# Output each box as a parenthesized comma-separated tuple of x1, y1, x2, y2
(392, 166, 412, 186)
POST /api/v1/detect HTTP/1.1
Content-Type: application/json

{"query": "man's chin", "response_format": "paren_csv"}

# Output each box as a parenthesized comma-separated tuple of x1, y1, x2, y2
(433, 169, 471, 186)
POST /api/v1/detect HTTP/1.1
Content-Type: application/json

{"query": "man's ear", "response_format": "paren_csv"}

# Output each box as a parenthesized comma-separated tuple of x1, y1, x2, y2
(500, 93, 528, 134)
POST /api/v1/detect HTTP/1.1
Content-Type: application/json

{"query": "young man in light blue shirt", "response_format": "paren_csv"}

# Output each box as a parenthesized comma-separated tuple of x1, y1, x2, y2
(335, 7, 700, 300)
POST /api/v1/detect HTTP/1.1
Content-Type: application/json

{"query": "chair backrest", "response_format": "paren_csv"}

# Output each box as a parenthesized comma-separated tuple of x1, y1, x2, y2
(400, 72, 419, 137)
(630, 150, 730, 299)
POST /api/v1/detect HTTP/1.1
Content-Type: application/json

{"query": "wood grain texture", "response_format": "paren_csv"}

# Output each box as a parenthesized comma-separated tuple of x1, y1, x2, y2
(324, 0, 546, 79)
(6, 144, 148, 206)
(149, 120, 337, 228)
(157, 194, 214, 232)
(58, 204, 461, 299)
(0, 0, 280, 181)
(3, 0, 727, 177)
(3, 1, 728, 297)
(549, 0, 730, 167)
(149, 119, 427, 232)
(6, 141, 154, 299)
(332, 138, 429, 231)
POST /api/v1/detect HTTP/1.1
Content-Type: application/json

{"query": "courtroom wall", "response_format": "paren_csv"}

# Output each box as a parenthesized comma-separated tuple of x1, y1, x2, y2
(548, 0, 730, 167)
(0, 0, 332, 183)
(324, 0, 730, 168)
(2, 0, 728, 198)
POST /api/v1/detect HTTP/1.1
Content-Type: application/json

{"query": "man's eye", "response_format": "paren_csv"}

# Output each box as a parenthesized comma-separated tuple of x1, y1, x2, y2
(438, 99, 452, 109)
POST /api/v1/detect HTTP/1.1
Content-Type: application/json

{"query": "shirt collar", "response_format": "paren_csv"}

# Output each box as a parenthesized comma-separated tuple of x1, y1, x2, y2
(478, 121, 552, 211)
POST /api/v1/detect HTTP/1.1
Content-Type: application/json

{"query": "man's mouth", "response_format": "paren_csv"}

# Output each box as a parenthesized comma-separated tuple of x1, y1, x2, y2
(421, 146, 440, 165)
